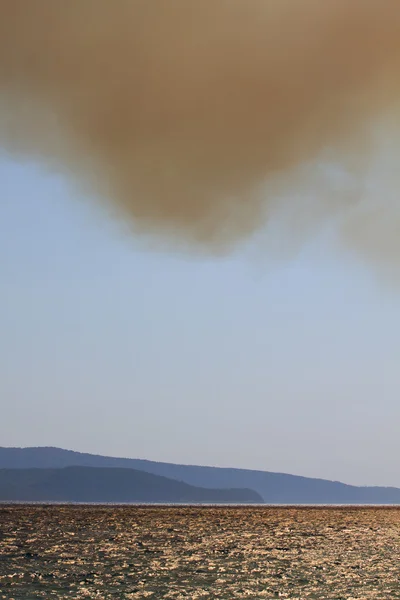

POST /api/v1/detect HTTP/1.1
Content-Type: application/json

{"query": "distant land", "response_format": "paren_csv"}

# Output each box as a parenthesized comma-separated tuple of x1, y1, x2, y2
(2, 447, 400, 504)
(0, 466, 261, 504)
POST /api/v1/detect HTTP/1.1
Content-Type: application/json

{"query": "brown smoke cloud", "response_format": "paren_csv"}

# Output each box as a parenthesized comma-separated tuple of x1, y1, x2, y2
(1, 1, 400, 258)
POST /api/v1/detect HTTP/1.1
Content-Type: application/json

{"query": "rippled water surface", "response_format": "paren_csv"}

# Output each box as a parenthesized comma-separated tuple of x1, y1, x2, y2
(1, 505, 400, 598)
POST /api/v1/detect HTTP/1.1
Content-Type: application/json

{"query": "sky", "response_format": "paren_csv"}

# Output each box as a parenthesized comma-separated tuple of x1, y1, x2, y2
(2, 155, 400, 488)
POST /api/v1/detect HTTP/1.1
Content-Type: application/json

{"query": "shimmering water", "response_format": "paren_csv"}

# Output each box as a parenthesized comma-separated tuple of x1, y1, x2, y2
(1, 505, 400, 598)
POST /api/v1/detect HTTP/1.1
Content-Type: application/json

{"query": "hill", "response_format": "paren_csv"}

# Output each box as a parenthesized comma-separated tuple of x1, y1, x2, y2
(2, 446, 400, 504)
(0, 466, 262, 503)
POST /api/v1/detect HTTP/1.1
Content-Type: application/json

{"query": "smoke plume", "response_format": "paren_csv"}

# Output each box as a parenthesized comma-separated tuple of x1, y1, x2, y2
(1, 1, 400, 258)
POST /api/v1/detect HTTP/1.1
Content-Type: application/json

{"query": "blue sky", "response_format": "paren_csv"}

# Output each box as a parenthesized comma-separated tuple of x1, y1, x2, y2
(2, 155, 400, 487)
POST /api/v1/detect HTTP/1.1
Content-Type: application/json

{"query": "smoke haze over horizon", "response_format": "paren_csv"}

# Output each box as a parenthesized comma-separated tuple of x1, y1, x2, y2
(1, 1, 400, 263)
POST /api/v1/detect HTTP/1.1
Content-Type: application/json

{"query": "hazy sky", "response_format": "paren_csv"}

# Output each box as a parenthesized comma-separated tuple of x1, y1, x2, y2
(2, 155, 400, 488)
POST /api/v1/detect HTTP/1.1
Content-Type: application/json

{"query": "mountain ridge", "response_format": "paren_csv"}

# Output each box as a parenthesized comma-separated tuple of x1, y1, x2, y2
(0, 466, 262, 503)
(1, 446, 400, 504)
